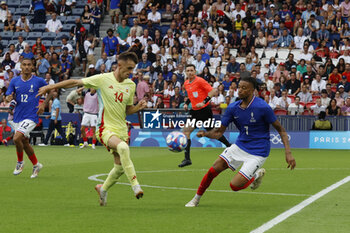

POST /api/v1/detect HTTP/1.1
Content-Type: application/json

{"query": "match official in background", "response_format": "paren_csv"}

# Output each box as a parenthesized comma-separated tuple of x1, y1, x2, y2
(179, 64, 231, 168)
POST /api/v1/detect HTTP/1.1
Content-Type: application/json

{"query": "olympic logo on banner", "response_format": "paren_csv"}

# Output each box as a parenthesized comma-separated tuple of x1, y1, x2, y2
(270, 133, 291, 144)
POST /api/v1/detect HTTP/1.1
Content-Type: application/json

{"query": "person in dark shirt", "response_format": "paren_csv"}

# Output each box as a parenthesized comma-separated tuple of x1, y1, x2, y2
(285, 72, 301, 95)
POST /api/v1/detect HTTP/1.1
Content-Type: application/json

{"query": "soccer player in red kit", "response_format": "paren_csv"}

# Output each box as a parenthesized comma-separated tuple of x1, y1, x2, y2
(179, 64, 231, 167)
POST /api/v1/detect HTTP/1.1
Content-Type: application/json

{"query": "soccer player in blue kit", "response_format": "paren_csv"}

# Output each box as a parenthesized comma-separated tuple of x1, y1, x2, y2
(6, 59, 49, 178)
(185, 77, 296, 207)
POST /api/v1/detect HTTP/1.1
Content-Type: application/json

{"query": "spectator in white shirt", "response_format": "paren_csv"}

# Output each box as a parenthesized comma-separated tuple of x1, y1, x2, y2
(15, 36, 28, 54)
(269, 89, 280, 107)
(264, 95, 276, 110)
(297, 85, 313, 103)
(192, 54, 206, 75)
(310, 98, 326, 115)
(147, 6, 161, 24)
(288, 96, 305, 115)
(298, 44, 313, 64)
(16, 15, 30, 32)
(311, 74, 327, 95)
(0, 2, 10, 23)
(320, 89, 331, 107)
(276, 90, 292, 110)
(293, 27, 307, 49)
(45, 13, 63, 33)
(231, 3, 246, 20)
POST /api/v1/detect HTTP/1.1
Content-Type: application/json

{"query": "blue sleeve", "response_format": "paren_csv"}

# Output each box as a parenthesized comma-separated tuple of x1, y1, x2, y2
(221, 105, 234, 127)
(44, 60, 50, 69)
(67, 63, 71, 69)
(103, 37, 107, 45)
(264, 104, 277, 124)
(6, 79, 15, 96)
(137, 62, 141, 69)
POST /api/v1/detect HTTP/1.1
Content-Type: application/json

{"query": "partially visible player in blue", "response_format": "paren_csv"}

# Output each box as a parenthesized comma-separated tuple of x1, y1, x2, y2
(185, 77, 296, 207)
(5, 58, 49, 178)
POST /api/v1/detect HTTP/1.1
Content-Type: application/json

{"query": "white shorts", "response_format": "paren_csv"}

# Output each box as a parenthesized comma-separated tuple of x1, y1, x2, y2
(8, 120, 15, 130)
(81, 113, 98, 127)
(220, 144, 267, 181)
(13, 119, 37, 138)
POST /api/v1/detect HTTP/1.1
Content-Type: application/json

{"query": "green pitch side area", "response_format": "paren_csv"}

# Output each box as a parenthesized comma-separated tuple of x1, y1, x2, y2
(0, 147, 349, 233)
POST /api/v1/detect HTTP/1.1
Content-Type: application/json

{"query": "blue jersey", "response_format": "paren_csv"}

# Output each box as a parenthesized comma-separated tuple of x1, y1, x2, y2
(6, 75, 47, 123)
(221, 96, 277, 157)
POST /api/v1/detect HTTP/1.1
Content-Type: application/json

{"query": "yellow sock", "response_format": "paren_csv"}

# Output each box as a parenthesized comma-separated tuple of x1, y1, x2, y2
(102, 164, 124, 191)
(117, 141, 139, 187)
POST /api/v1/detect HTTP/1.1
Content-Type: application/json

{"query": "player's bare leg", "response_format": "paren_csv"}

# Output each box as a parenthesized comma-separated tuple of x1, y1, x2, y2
(91, 127, 96, 149)
(13, 132, 25, 175)
(179, 126, 195, 167)
(80, 125, 88, 148)
(229, 168, 265, 191)
(185, 157, 228, 207)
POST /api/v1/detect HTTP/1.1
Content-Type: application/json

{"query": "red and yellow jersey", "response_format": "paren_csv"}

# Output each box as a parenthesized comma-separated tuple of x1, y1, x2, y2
(184, 76, 213, 110)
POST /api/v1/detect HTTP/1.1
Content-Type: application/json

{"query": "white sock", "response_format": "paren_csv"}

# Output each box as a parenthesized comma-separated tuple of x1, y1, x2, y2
(194, 194, 202, 200)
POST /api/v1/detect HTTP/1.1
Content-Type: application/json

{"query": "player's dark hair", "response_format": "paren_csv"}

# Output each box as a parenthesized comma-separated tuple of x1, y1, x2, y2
(118, 52, 139, 64)
(22, 58, 33, 63)
(241, 77, 258, 90)
(185, 64, 195, 70)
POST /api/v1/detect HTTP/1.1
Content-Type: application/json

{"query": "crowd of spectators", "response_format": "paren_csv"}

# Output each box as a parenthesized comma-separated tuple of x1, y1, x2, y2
(1, 0, 350, 117)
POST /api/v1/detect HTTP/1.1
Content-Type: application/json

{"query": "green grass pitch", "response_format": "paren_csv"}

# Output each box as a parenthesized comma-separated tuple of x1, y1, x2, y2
(0, 146, 349, 233)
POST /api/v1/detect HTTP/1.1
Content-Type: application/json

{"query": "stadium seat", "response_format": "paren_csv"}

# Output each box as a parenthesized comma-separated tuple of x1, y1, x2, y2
(42, 32, 56, 40)
(260, 58, 270, 67)
(7, 0, 21, 8)
(306, 102, 316, 109)
(42, 40, 52, 47)
(288, 95, 295, 102)
(56, 32, 70, 39)
(312, 95, 320, 102)
(331, 86, 337, 92)
(230, 49, 237, 57)
(62, 24, 74, 32)
(26, 40, 36, 46)
(302, 110, 312, 115)
(236, 57, 245, 64)
(260, 67, 269, 75)
(160, 25, 170, 36)
(14, 8, 28, 15)
(291, 49, 302, 58)
(72, 8, 84, 16)
(52, 40, 63, 47)
(27, 32, 42, 40)
(331, 58, 338, 66)
(212, 107, 221, 115)
(0, 31, 13, 40)
(66, 16, 78, 24)
(299, 102, 305, 107)
(274, 109, 287, 115)
(275, 58, 285, 64)
(13, 31, 28, 38)
(32, 24, 46, 32)
(277, 49, 290, 60)
(8, 39, 17, 46)
(264, 48, 277, 58)
(255, 48, 264, 58)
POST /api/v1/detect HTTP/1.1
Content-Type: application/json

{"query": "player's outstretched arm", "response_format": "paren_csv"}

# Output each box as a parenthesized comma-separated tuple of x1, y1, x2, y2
(197, 125, 226, 139)
(272, 120, 296, 170)
(126, 99, 147, 115)
(36, 79, 84, 97)
(36, 90, 54, 115)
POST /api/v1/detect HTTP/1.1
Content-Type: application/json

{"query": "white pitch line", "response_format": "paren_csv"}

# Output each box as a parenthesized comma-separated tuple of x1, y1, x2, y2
(88, 173, 310, 197)
(250, 176, 350, 233)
